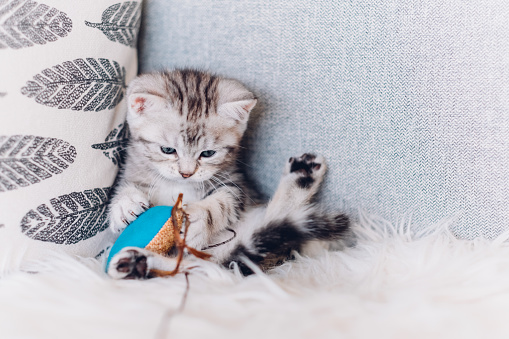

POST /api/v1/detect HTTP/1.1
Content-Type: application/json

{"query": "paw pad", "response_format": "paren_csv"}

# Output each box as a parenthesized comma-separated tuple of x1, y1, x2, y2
(288, 153, 324, 189)
(289, 153, 318, 174)
(113, 249, 148, 280)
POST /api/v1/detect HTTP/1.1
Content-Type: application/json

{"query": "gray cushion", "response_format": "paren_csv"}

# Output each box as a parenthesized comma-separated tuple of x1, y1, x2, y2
(139, 0, 509, 240)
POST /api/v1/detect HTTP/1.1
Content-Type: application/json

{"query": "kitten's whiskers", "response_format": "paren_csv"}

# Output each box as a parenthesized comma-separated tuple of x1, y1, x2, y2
(235, 159, 254, 169)
(211, 175, 242, 202)
(148, 173, 164, 201)
(206, 178, 219, 195)
(214, 172, 255, 204)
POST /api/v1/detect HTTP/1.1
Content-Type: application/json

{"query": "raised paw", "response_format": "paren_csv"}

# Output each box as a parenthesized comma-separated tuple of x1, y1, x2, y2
(286, 153, 326, 189)
(108, 247, 151, 280)
(108, 187, 149, 233)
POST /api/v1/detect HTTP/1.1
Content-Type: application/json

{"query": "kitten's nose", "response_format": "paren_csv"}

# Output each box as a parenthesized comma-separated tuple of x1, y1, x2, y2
(180, 172, 193, 179)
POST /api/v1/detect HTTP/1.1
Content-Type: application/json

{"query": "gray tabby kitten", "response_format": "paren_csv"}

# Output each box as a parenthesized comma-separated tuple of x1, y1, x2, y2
(108, 69, 349, 279)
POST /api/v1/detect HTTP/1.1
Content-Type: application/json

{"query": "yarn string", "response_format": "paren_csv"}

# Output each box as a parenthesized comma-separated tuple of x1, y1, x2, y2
(154, 272, 191, 339)
(149, 193, 211, 278)
(202, 228, 237, 250)
(152, 194, 236, 336)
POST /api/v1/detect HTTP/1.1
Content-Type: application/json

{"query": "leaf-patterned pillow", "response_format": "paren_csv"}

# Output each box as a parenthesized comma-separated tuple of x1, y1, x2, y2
(0, 0, 141, 269)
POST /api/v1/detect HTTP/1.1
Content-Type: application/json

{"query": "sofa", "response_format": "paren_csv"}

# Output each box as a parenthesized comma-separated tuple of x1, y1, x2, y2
(2, 1, 509, 338)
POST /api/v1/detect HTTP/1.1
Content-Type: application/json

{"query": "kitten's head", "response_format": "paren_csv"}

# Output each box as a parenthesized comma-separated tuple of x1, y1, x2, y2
(125, 69, 256, 183)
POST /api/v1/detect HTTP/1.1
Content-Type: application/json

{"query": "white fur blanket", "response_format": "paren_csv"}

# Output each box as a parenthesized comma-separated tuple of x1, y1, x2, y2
(2, 213, 509, 339)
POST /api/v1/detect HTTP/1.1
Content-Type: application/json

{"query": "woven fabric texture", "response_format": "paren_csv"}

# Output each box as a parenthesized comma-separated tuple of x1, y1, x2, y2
(139, 0, 509, 240)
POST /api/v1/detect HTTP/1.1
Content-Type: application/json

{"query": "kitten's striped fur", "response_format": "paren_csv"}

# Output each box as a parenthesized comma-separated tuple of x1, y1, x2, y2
(108, 69, 349, 278)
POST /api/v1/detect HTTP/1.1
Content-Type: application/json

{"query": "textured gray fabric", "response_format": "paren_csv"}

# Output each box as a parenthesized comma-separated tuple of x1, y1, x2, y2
(139, 0, 509, 240)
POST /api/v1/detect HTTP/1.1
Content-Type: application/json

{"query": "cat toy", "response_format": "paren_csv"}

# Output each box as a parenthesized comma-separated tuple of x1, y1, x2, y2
(106, 193, 211, 275)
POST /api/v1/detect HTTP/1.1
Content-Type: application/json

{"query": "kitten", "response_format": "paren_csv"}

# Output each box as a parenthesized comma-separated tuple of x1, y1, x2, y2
(107, 69, 349, 279)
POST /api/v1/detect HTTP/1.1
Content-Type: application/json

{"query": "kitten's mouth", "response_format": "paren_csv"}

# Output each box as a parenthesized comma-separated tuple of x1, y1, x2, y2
(175, 175, 203, 183)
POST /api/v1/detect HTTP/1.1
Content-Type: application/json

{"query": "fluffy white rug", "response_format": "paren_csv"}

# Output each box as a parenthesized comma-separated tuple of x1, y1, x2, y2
(2, 212, 509, 339)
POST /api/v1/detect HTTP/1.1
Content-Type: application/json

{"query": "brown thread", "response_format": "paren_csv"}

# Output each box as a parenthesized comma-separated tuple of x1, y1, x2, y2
(202, 228, 237, 250)
(154, 272, 190, 339)
(148, 193, 211, 278)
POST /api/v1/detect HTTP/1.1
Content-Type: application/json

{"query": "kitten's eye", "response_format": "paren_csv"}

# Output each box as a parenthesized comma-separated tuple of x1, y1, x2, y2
(200, 150, 216, 158)
(160, 146, 176, 154)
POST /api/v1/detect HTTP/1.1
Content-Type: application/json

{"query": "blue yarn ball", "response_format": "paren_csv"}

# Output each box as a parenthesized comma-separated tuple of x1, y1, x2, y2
(106, 205, 173, 271)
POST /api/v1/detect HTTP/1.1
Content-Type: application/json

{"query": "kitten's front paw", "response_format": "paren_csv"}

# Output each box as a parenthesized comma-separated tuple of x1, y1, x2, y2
(108, 247, 151, 280)
(183, 203, 210, 250)
(108, 188, 149, 233)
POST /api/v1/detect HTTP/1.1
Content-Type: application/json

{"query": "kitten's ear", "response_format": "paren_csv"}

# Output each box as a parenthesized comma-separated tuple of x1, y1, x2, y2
(127, 93, 167, 117)
(217, 99, 257, 122)
(217, 78, 257, 123)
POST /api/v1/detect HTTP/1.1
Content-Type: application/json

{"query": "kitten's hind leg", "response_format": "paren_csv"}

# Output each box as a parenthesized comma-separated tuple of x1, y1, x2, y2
(265, 153, 326, 221)
(108, 247, 194, 280)
(219, 154, 349, 275)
